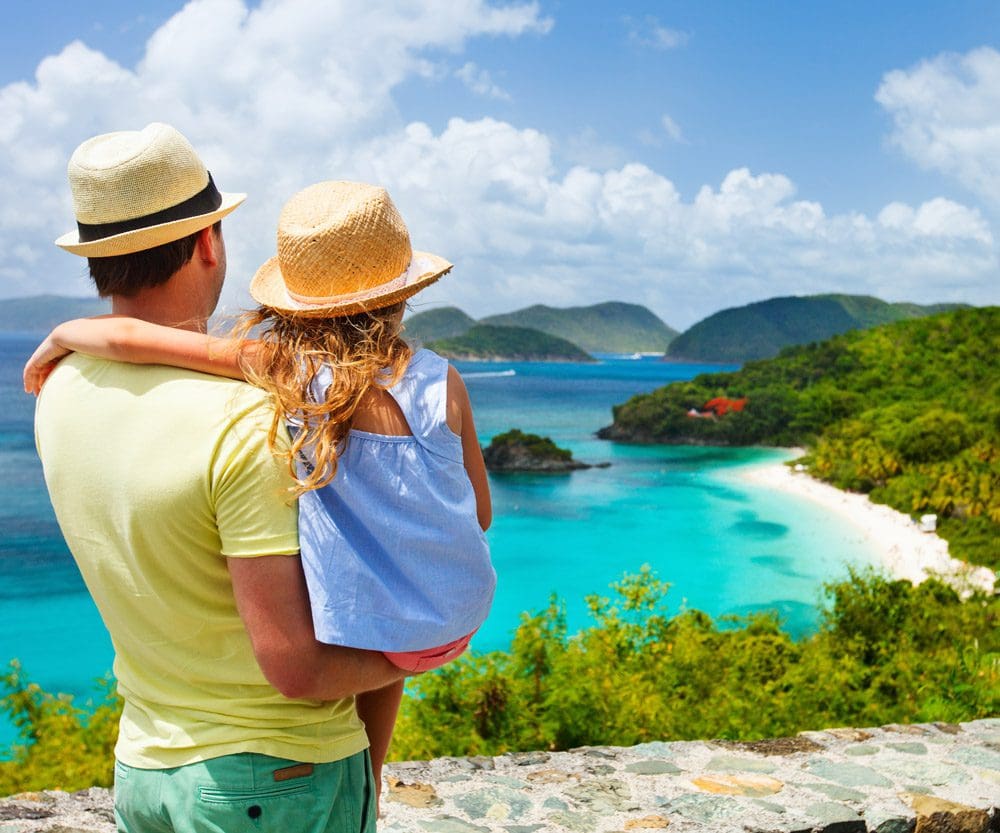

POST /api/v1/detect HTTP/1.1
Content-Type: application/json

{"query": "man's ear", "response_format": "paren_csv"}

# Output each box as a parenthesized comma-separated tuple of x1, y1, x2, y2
(195, 225, 220, 267)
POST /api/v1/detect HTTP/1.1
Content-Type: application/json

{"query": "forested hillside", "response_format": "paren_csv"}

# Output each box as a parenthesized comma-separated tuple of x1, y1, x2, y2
(403, 306, 478, 344)
(601, 307, 1000, 567)
(481, 301, 677, 354)
(667, 294, 967, 362)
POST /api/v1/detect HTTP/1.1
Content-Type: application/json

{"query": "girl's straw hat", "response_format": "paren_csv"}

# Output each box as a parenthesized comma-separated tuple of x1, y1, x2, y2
(56, 123, 245, 257)
(249, 181, 452, 316)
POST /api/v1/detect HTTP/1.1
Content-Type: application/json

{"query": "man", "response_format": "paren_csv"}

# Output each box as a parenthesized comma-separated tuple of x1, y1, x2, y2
(35, 123, 403, 832)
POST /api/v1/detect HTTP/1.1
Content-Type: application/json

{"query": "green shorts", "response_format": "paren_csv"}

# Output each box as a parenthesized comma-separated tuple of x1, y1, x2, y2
(114, 749, 375, 833)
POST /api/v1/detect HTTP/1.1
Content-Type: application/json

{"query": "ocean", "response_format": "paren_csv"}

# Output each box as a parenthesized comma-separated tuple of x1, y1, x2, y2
(0, 334, 881, 748)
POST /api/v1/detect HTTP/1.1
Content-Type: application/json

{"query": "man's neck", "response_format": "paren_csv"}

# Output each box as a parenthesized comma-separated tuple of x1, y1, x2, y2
(108, 231, 222, 332)
(111, 291, 208, 334)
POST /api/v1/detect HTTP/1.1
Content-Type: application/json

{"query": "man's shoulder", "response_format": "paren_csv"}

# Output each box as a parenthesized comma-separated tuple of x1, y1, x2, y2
(41, 355, 276, 424)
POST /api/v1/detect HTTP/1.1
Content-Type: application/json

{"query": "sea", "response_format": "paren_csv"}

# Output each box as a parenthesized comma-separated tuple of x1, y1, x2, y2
(0, 334, 882, 750)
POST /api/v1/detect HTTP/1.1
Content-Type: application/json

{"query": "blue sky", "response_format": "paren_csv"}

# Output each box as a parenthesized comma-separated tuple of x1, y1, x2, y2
(1, 1, 998, 328)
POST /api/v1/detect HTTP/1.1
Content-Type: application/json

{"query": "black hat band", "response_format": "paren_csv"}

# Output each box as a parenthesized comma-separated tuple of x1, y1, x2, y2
(75, 173, 223, 243)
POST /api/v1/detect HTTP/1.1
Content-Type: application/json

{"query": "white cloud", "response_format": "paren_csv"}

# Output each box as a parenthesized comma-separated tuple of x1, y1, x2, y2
(661, 114, 684, 143)
(455, 62, 511, 100)
(0, 1, 994, 329)
(625, 16, 689, 50)
(562, 127, 629, 170)
(877, 46, 1000, 205)
(0, 0, 550, 300)
(878, 198, 992, 244)
(349, 119, 994, 326)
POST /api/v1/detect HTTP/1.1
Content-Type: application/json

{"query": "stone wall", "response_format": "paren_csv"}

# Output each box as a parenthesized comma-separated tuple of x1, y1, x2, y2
(1, 719, 998, 832)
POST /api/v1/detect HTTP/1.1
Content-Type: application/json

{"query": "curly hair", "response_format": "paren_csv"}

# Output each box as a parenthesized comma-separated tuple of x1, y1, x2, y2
(232, 301, 411, 495)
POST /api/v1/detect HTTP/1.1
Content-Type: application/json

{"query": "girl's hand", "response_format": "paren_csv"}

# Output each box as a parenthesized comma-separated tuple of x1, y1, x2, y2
(23, 335, 72, 395)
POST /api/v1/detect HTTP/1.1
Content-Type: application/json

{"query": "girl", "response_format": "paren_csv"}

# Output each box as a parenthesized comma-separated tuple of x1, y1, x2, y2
(24, 180, 496, 802)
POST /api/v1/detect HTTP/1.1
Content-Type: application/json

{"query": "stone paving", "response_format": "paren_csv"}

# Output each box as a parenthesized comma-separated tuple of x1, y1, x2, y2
(0, 719, 997, 832)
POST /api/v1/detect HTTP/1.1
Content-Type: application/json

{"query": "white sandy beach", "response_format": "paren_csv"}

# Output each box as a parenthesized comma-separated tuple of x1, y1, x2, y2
(739, 459, 996, 597)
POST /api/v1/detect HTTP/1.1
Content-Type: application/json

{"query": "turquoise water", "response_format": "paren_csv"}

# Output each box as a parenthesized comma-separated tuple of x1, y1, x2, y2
(0, 337, 881, 750)
(462, 359, 881, 647)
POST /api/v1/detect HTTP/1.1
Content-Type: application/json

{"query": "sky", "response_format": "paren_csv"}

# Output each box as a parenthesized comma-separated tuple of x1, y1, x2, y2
(1, 1, 998, 329)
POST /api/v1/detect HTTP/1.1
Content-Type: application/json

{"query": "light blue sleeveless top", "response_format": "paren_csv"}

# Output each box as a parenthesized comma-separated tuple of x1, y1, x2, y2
(296, 349, 496, 652)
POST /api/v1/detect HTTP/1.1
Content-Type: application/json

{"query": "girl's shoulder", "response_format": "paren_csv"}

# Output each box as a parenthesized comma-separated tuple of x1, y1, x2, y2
(404, 347, 448, 376)
(393, 348, 452, 394)
(390, 349, 460, 446)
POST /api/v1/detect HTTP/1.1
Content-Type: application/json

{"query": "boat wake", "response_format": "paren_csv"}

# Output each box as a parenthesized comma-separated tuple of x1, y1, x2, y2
(463, 369, 516, 378)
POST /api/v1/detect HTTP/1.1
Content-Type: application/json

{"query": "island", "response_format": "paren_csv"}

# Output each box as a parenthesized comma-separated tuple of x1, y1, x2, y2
(403, 306, 478, 344)
(480, 301, 677, 354)
(427, 325, 594, 362)
(403, 301, 677, 356)
(482, 429, 607, 473)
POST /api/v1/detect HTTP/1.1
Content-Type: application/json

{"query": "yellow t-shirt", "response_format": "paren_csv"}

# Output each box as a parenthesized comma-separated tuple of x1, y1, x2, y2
(35, 355, 367, 769)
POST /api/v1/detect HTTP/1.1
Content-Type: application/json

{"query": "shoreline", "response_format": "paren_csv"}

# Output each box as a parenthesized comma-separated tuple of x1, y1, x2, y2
(737, 458, 996, 597)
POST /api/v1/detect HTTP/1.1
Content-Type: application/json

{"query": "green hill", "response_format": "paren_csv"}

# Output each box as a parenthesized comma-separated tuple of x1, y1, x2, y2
(403, 306, 477, 344)
(427, 324, 594, 362)
(0, 295, 109, 333)
(667, 294, 968, 362)
(480, 302, 677, 354)
(600, 306, 1000, 567)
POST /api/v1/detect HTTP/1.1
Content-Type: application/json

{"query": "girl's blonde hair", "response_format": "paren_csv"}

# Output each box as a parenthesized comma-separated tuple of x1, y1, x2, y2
(233, 301, 411, 495)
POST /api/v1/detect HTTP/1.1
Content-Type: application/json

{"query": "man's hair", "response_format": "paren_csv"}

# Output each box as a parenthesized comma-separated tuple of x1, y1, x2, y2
(87, 221, 222, 298)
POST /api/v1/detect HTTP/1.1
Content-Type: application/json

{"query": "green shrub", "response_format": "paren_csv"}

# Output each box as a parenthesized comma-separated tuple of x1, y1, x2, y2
(895, 408, 975, 464)
(4, 569, 997, 795)
(0, 661, 120, 795)
(391, 567, 1000, 758)
(487, 429, 572, 461)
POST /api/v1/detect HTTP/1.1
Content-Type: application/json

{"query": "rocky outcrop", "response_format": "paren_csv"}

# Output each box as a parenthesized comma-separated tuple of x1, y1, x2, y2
(2, 720, 998, 832)
(483, 430, 607, 473)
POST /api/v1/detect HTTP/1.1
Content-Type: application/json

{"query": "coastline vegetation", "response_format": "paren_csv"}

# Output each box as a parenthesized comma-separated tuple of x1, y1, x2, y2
(602, 307, 1000, 568)
(3, 569, 997, 794)
(392, 568, 999, 759)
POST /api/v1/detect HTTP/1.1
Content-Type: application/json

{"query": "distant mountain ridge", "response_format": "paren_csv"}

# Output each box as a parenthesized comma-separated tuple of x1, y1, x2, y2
(403, 307, 477, 344)
(426, 325, 593, 362)
(3, 295, 971, 365)
(667, 294, 968, 362)
(0, 295, 109, 333)
(404, 301, 677, 356)
(480, 302, 678, 354)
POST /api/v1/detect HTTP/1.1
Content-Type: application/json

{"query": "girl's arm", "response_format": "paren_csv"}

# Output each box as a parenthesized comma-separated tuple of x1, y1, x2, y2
(23, 316, 252, 395)
(447, 365, 492, 531)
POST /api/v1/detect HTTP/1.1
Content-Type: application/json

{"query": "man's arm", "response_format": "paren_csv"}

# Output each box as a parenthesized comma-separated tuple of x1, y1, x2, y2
(23, 316, 250, 395)
(228, 554, 406, 700)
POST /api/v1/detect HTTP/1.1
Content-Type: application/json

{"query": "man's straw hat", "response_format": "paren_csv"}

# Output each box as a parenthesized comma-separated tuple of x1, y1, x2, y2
(249, 181, 452, 316)
(56, 123, 245, 257)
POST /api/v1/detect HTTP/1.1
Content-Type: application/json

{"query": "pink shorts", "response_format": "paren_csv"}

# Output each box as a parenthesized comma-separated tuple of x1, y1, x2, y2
(383, 631, 475, 672)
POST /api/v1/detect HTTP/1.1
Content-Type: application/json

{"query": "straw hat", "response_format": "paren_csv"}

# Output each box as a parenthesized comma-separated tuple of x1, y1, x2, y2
(249, 181, 452, 316)
(56, 123, 245, 257)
